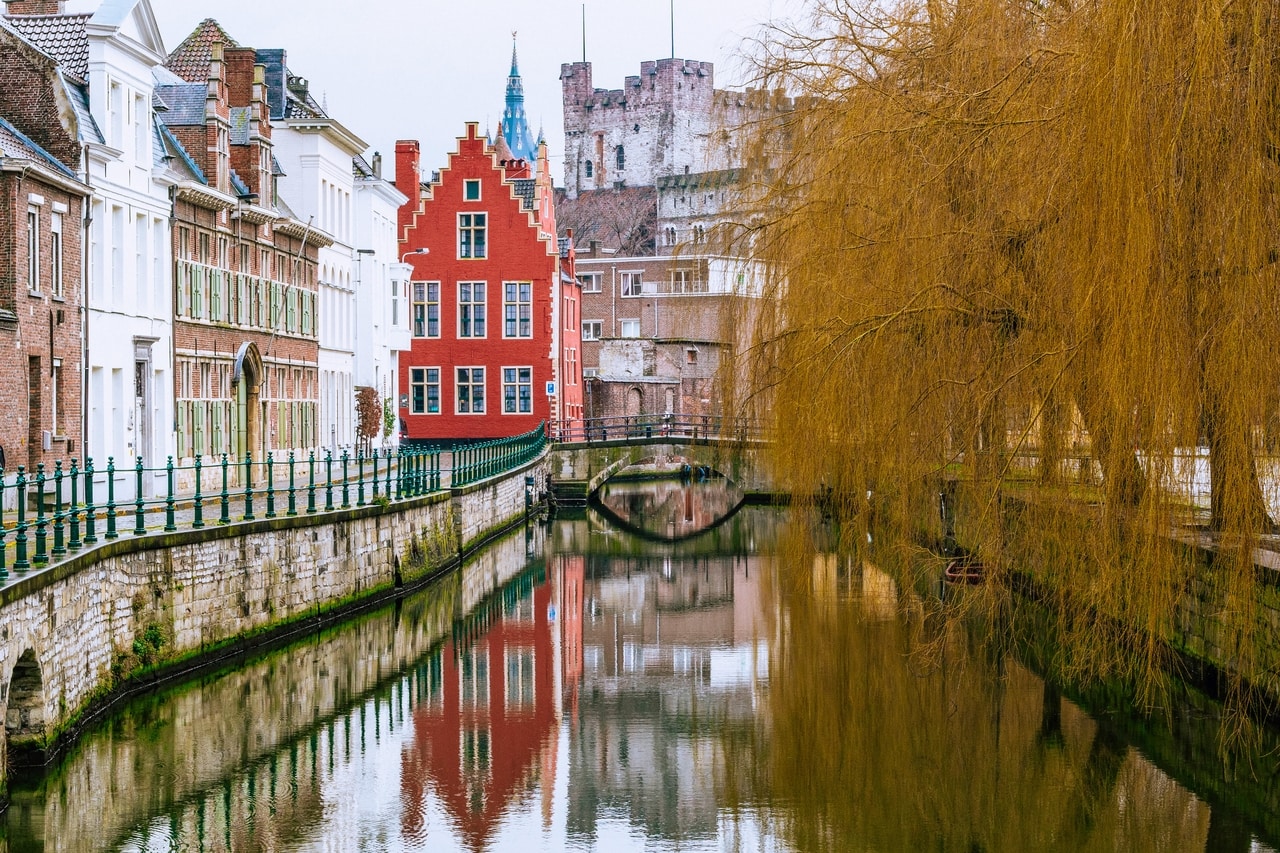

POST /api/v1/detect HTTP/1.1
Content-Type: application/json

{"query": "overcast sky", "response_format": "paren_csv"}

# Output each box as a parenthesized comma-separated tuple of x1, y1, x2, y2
(136, 0, 802, 183)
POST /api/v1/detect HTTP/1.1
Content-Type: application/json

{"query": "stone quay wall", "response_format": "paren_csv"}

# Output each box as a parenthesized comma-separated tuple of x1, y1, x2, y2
(0, 454, 548, 810)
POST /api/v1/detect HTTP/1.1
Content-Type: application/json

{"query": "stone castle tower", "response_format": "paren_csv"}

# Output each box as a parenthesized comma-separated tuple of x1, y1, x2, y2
(560, 57, 720, 198)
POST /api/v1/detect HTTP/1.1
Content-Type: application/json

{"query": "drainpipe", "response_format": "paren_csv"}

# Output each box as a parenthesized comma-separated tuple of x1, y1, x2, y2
(80, 150, 92, 470)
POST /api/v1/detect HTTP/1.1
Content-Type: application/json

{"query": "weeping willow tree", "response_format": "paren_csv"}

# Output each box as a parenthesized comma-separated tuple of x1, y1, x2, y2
(732, 0, 1280, 710)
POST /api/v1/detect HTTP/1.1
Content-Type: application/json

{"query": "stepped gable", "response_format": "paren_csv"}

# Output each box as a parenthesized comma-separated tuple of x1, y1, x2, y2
(166, 17, 238, 82)
(3, 12, 90, 81)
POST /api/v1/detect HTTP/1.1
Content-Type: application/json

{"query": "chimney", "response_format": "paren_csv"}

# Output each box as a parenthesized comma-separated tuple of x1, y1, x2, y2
(4, 0, 66, 15)
(371, 152, 382, 179)
(251, 63, 272, 202)
(394, 140, 421, 232)
(206, 41, 230, 194)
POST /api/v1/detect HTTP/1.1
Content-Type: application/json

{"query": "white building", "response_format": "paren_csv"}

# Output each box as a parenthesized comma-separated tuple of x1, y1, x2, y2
(352, 153, 410, 450)
(260, 55, 362, 451)
(6, 0, 175, 496)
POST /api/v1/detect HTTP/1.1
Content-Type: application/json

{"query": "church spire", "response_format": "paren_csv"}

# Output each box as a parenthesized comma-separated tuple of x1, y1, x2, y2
(502, 32, 539, 161)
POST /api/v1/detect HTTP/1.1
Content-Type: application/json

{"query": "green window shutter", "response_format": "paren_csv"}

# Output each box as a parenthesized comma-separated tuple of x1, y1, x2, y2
(276, 401, 287, 449)
(176, 261, 189, 317)
(237, 275, 248, 325)
(211, 400, 224, 456)
(177, 401, 189, 459)
(192, 266, 204, 319)
(193, 401, 206, 459)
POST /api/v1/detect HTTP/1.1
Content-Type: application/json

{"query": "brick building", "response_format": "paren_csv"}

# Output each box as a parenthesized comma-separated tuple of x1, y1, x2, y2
(394, 124, 582, 442)
(0, 115, 88, 475)
(5, 0, 177, 500)
(156, 37, 326, 467)
(572, 249, 762, 420)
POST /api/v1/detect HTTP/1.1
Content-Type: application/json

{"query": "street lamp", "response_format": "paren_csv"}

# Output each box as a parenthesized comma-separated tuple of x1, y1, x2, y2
(401, 247, 429, 262)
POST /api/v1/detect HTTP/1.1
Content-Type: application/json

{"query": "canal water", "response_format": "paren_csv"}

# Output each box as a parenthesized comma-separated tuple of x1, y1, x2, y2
(3, 480, 1278, 852)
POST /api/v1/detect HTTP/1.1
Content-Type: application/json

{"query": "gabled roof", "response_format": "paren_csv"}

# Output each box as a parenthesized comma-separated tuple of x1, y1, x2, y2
(0, 116, 78, 179)
(166, 17, 237, 82)
(153, 82, 205, 125)
(156, 120, 204, 183)
(4, 13, 91, 82)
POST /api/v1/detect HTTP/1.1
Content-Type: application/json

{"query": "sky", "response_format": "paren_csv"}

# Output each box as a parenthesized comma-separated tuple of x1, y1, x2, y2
(130, 0, 803, 183)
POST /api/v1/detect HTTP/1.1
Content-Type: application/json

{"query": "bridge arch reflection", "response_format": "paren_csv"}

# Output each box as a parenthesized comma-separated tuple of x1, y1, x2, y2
(590, 477, 747, 542)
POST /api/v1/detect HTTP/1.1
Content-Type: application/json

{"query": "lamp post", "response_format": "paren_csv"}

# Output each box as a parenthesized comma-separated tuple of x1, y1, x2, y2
(401, 247, 429, 263)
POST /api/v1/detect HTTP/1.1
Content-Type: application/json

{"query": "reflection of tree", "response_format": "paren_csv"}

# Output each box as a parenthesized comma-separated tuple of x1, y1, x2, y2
(555, 187, 656, 256)
(731, 560, 1212, 853)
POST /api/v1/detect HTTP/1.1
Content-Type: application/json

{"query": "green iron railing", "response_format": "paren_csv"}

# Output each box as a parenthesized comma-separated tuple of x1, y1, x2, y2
(0, 441, 474, 580)
(451, 423, 548, 489)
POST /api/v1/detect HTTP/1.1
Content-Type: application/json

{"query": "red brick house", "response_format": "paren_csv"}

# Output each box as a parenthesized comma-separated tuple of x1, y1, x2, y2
(394, 123, 582, 443)
(158, 30, 326, 468)
(0, 36, 89, 473)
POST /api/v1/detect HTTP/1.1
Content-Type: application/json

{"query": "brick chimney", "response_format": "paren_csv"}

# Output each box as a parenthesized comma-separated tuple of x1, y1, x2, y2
(394, 139, 420, 233)
(4, 0, 66, 15)
(205, 41, 230, 194)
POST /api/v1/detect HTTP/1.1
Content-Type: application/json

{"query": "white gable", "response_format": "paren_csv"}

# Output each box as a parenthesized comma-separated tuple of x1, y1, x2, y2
(90, 0, 165, 59)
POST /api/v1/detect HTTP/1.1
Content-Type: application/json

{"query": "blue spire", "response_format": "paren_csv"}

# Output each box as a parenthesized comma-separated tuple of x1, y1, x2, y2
(502, 34, 539, 161)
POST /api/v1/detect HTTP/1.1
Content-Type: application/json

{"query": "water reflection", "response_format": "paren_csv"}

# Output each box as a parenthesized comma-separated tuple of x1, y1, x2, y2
(592, 477, 744, 540)
(2, 500, 1278, 852)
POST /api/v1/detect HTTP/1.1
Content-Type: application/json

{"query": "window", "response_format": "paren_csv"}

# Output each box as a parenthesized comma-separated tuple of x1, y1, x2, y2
(458, 282, 486, 338)
(505, 648, 535, 708)
(584, 160, 593, 178)
(458, 212, 487, 258)
(582, 320, 603, 341)
(49, 212, 63, 297)
(616, 145, 625, 171)
(456, 367, 485, 414)
(409, 367, 440, 414)
(51, 358, 62, 436)
(459, 645, 489, 708)
(502, 367, 532, 414)
(391, 280, 401, 327)
(503, 282, 532, 338)
(577, 272, 601, 293)
(412, 282, 440, 337)
(26, 208, 39, 292)
(621, 319, 641, 337)
(621, 271, 643, 296)
(464, 179, 481, 201)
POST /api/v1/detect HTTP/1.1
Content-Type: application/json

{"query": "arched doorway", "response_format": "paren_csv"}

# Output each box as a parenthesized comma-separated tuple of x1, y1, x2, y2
(232, 342, 264, 462)
(7, 649, 46, 754)
(626, 387, 643, 417)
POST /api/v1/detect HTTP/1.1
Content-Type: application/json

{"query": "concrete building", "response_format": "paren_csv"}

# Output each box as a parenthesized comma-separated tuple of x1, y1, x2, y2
(5, 0, 176, 500)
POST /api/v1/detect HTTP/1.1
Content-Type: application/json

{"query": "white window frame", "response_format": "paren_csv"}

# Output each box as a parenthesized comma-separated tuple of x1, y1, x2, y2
(458, 212, 487, 259)
(409, 366, 440, 415)
(26, 207, 39, 293)
(412, 281, 440, 338)
(49, 211, 63, 297)
(458, 282, 486, 338)
(463, 178, 482, 202)
(621, 270, 644, 297)
(502, 366, 533, 414)
(578, 272, 601, 293)
(620, 318, 641, 337)
(502, 281, 532, 338)
(582, 320, 603, 341)
(456, 366, 486, 414)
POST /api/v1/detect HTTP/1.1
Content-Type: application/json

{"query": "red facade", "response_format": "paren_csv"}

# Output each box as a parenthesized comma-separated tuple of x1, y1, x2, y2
(395, 124, 581, 442)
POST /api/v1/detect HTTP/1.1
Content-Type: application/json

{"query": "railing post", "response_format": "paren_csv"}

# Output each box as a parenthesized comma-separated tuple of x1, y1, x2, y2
(164, 457, 177, 532)
(83, 458, 97, 545)
(325, 450, 335, 512)
(68, 459, 81, 551)
(433, 447, 441, 492)
(307, 451, 317, 514)
(34, 463, 48, 566)
(14, 467, 28, 572)
(133, 456, 146, 536)
(341, 450, 351, 509)
(370, 449, 379, 503)
(52, 460, 66, 557)
(357, 449, 367, 507)
(0, 468, 7, 579)
(287, 451, 298, 517)
(105, 457, 118, 540)
(395, 449, 404, 501)
(193, 456, 205, 529)
(265, 452, 276, 519)
(219, 453, 231, 525)
(243, 453, 255, 521)
(385, 448, 392, 499)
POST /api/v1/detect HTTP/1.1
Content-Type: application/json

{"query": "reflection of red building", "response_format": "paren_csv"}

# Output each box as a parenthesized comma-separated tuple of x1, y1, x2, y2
(401, 573, 558, 850)
(559, 555, 585, 720)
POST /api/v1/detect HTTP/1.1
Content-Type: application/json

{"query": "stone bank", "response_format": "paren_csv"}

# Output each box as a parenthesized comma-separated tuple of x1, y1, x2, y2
(0, 455, 547, 810)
